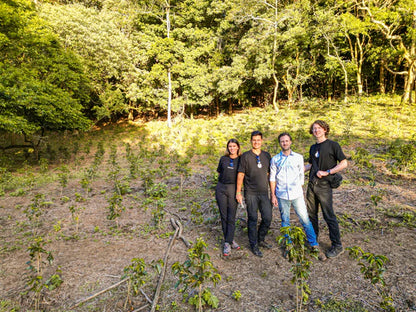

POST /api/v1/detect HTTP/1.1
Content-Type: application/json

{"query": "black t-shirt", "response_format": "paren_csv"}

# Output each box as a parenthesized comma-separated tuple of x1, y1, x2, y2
(217, 156, 240, 184)
(308, 139, 346, 181)
(238, 150, 271, 195)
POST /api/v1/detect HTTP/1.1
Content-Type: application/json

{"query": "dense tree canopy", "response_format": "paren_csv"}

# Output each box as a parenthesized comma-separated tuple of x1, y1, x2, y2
(0, 0, 91, 136)
(1, 0, 415, 133)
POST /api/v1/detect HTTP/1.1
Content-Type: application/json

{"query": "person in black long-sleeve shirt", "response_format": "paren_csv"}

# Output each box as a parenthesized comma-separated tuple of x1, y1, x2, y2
(216, 138, 242, 257)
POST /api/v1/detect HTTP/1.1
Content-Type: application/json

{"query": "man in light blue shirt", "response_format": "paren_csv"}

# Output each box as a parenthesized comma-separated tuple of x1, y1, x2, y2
(270, 132, 322, 257)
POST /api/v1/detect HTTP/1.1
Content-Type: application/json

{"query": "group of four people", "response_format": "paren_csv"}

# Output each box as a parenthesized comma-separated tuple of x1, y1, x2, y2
(215, 120, 348, 259)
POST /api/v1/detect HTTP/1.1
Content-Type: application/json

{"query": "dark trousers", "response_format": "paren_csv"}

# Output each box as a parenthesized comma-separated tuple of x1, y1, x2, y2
(306, 180, 342, 247)
(215, 182, 238, 244)
(245, 193, 272, 247)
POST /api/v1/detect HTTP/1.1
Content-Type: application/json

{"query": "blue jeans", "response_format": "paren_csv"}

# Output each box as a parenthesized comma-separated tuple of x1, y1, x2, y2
(278, 197, 318, 247)
(245, 193, 272, 247)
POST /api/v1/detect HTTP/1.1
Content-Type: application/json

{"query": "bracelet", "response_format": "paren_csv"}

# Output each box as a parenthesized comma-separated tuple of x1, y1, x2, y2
(236, 192, 241, 194)
(327, 169, 331, 174)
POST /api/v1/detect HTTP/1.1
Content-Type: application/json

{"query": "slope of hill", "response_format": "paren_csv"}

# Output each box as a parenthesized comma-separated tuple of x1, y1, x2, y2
(1, 98, 415, 311)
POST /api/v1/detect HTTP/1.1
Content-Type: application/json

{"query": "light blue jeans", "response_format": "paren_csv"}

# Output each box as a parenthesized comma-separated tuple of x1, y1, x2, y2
(278, 197, 318, 247)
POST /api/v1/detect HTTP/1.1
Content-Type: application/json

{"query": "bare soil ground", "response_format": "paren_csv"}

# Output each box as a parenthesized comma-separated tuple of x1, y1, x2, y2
(1, 150, 416, 312)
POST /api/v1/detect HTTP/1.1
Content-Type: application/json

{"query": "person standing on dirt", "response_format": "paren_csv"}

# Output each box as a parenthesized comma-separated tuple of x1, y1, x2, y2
(270, 132, 324, 259)
(305, 120, 348, 259)
(216, 139, 242, 257)
(236, 131, 272, 258)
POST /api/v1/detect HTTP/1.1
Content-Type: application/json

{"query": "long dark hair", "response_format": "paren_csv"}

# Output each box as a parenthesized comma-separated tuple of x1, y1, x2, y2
(225, 138, 241, 156)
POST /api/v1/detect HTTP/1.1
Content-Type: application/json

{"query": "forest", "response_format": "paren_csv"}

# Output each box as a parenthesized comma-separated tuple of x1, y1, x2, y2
(1, 0, 416, 141)
(1, 0, 416, 311)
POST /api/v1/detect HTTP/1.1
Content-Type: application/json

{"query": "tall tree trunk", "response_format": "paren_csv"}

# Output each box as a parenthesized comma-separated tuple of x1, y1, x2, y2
(402, 63, 415, 104)
(271, 0, 279, 112)
(379, 58, 386, 94)
(166, 0, 172, 128)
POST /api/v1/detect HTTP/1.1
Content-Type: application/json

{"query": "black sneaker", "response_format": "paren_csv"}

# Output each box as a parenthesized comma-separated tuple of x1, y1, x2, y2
(326, 245, 344, 258)
(251, 245, 263, 257)
(258, 241, 272, 249)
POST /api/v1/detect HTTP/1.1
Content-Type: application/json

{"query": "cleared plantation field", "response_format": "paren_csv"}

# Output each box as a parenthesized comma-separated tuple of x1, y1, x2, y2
(1, 97, 415, 311)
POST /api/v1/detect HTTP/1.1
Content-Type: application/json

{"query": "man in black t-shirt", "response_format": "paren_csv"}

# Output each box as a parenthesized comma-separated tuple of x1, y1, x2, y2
(236, 131, 272, 257)
(305, 120, 348, 259)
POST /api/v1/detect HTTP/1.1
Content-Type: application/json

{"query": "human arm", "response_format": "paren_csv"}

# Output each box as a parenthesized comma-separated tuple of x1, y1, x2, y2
(236, 172, 244, 204)
(269, 181, 278, 207)
(316, 159, 348, 178)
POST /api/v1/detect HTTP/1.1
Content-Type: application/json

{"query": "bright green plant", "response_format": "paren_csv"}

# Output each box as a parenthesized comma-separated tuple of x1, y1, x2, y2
(190, 202, 204, 225)
(277, 226, 316, 311)
(370, 188, 385, 219)
(26, 237, 63, 311)
(172, 237, 221, 312)
(351, 147, 374, 169)
(69, 204, 85, 235)
(106, 193, 124, 221)
(122, 258, 147, 310)
(176, 157, 191, 194)
(232, 290, 242, 301)
(125, 143, 142, 178)
(347, 246, 394, 311)
(387, 137, 416, 173)
(39, 158, 49, 173)
(23, 194, 52, 231)
(151, 199, 166, 229)
(57, 165, 70, 195)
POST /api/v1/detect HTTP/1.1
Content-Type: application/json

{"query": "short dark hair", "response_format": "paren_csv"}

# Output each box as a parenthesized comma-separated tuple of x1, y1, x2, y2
(251, 130, 263, 139)
(310, 120, 330, 137)
(278, 132, 292, 143)
(225, 138, 241, 156)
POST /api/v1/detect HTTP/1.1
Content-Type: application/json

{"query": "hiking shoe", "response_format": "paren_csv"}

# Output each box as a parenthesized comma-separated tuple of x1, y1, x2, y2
(223, 242, 231, 256)
(326, 245, 344, 258)
(231, 241, 240, 250)
(251, 245, 263, 257)
(258, 240, 272, 249)
(312, 247, 327, 261)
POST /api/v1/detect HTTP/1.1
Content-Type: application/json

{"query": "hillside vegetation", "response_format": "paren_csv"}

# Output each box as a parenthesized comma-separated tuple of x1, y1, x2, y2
(1, 97, 416, 312)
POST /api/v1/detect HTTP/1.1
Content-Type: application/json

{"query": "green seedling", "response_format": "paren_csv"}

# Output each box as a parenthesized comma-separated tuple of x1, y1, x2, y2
(172, 237, 221, 312)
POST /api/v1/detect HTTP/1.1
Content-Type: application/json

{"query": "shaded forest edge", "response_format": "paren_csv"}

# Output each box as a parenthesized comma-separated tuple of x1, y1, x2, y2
(2, 0, 416, 140)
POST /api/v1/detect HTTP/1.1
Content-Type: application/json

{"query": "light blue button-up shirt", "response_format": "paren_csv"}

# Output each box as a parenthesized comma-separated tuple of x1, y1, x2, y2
(270, 151, 305, 200)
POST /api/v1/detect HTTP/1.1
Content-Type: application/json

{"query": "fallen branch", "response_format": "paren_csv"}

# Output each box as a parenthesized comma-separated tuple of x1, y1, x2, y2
(150, 224, 180, 312)
(70, 278, 129, 309)
(170, 218, 191, 248)
(132, 303, 150, 312)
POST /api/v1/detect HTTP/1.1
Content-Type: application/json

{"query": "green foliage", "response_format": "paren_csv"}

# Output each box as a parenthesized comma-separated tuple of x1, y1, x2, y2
(277, 226, 315, 311)
(123, 258, 147, 309)
(231, 290, 242, 301)
(384, 207, 416, 228)
(387, 138, 416, 173)
(313, 297, 369, 311)
(0, 299, 20, 312)
(172, 237, 221, 312)
(23, 193, 52, 229)
(351, 147, 374, 169)
(106, 193, 124, 221)
(348, 246, 394, 311)
(0, 0, 91, 135)
(25, 236, 63, 311)
(57, 165, 70, 194)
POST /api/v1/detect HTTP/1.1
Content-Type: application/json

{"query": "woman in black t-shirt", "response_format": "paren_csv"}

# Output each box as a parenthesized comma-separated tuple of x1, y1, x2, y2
(216, 139, 241, 257)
